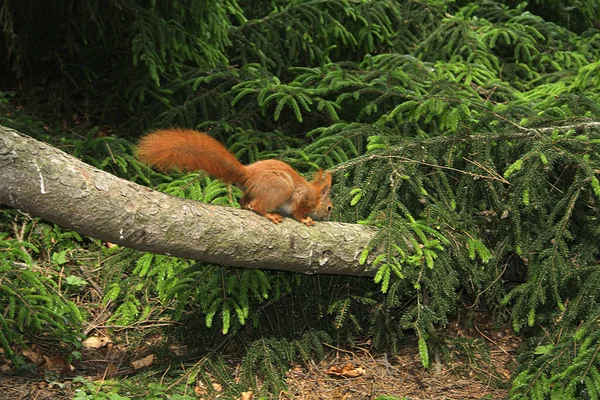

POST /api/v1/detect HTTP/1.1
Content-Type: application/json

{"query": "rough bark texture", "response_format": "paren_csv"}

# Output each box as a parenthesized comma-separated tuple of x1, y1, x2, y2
(0, 126, 379, 276)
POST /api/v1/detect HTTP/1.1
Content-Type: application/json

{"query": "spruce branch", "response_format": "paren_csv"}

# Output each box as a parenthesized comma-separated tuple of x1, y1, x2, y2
(331, 120, 600, 176)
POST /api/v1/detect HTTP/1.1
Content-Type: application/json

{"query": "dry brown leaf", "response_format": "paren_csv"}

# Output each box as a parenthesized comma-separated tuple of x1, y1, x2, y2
(83, 336, 112, 349)
(195, 381, 222, 396)
(22, 349, 44, 365)
(104, 363, 118, 376)
(347, 366, 366, 377)
(289, 365, 303, 374)
(194, 382, 207, 396)
(325, 363, 365, 378)
(42, 356, 74, 374)
(168, 344, 188, 356)
(240, 390, 254, 400)
(131, 354, 155, 370)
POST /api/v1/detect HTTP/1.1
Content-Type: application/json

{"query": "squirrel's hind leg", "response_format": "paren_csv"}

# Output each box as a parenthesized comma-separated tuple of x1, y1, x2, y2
(243, 171, 295, 224)
(244, 198, 283, 224)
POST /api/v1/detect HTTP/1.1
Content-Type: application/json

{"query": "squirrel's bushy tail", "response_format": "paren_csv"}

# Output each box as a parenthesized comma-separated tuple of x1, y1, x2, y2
(137, 128, 248, 185)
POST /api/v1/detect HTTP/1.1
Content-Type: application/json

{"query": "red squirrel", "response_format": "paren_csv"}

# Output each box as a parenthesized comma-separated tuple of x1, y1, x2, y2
(137, 128, 333, 226)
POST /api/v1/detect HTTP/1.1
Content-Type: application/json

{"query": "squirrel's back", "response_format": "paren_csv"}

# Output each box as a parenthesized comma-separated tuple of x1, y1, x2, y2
(137, 128, 248, 184)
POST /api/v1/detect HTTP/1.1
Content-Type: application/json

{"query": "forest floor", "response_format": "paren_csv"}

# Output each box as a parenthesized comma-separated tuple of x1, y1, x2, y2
(0, 313, 518, 400)
(285, 315, 518, 399)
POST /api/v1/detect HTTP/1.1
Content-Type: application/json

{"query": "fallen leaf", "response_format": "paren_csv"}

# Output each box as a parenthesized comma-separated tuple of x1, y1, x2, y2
(194, 382, 207, 396)
(131, 354, 155, 370)
(289, 365, 303, 374)
(96, 129, 108, 138)
(212, 382, 223, 392)
(240, 391, 254, 400)
(325, 362, 365, 378)
(83, 336, 112, 349)
(42, 356, 74, 374)
(104, 363, 118, 376)
(23, 349, 44, 365)
(168, 344, 188, 356)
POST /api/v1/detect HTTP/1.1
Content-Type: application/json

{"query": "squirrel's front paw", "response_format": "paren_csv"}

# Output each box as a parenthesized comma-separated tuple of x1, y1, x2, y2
(300, 216, 315, 227)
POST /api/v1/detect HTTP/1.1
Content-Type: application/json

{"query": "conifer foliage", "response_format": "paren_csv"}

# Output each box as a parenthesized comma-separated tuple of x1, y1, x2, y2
(2, 0, 600, 397)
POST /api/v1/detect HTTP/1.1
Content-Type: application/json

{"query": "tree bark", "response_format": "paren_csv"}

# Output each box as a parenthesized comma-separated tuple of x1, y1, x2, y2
(0, 126, 379, 277)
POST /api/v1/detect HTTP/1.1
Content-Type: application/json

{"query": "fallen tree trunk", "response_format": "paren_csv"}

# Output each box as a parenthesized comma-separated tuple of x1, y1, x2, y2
(0, 126, 379, 277)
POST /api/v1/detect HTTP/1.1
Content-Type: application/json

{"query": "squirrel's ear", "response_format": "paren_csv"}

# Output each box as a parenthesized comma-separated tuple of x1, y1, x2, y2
(313, 169, 331, 183)
(312, 169, 324, 183)
(322, 171, 332, 186)
(320, 172, 332, 197)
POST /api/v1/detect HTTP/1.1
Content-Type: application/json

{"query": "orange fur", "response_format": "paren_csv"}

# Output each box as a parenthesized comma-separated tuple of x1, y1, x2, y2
(137, 129, 333, 226)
